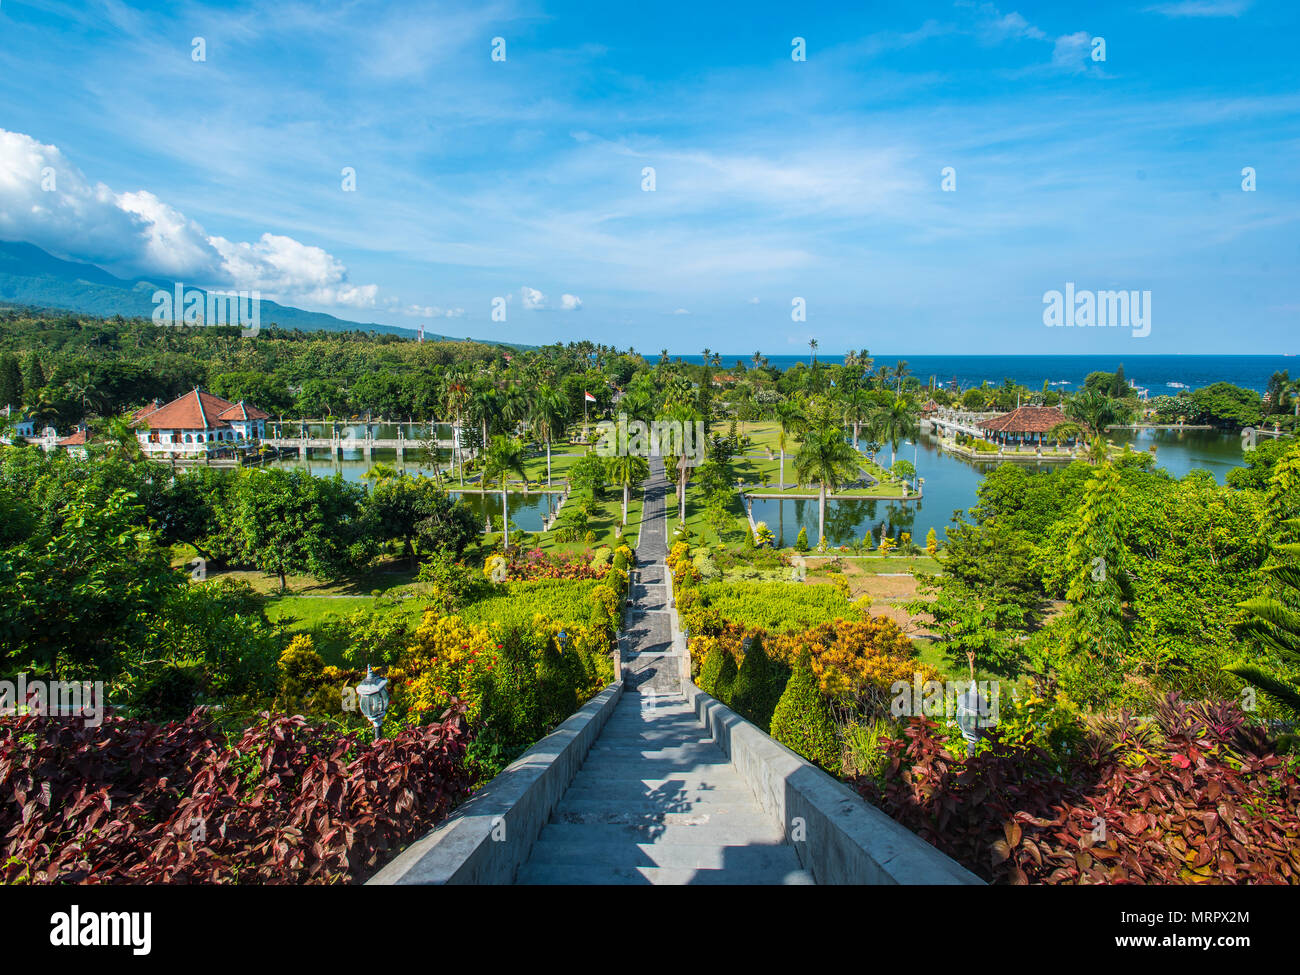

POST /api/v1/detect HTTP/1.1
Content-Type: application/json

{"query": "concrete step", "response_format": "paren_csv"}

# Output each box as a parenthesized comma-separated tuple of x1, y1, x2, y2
(553, 798, 771, 826)
(516, 862, 814, 885)
(561, 782, 756, 804)
(532, 821, 787, 847)
(521, 838, 803, 872)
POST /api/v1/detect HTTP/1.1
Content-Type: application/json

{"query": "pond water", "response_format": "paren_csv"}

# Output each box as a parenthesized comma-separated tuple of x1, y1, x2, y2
(269, 451, 557, 531)
(273, 429, 1255, 547)
(748, 428, 1254, 547)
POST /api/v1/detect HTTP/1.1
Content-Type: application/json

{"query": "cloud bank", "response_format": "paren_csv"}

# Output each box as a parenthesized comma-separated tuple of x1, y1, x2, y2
(0, 128, 380, 309)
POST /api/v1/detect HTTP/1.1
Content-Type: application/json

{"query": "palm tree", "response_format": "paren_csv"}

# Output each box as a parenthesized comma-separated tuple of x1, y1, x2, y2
(1066, 389, 1126, 464)
(605, 448, 649, 527)
(441, 370, 471, 485)
(482, 435, 527, 548)
(808, 338, 818, 365)
(529, 383, 567, 486)
(842, 385, 870, 449)
(794, 427, 860, 548)
(752, 350, 763, 370)
(772, 398, 805, 489)
(869, 397, 919, 466)
(891, 360, 910, 397)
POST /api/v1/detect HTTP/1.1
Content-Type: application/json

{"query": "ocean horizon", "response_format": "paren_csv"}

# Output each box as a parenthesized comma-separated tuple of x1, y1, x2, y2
(671, 354, 1297, 394)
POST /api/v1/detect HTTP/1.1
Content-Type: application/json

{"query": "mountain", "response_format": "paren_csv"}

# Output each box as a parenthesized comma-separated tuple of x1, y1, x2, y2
(0, 240, 497, 343)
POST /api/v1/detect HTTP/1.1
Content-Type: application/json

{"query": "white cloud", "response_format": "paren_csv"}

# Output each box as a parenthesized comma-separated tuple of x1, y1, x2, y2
(520, 286, 581, 311)
(403, 304, 465, 318)
(747, 297, 761, 304)
(1051, 31, 1093, 71)
(672, 308, 690, 315)
(0, 128, 380, 309)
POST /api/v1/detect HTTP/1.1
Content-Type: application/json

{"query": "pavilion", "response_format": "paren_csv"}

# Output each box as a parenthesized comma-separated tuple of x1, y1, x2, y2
(977, 405, 1072, 447)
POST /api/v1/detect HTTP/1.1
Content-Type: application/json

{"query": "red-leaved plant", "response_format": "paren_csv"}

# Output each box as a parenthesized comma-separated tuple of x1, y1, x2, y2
(1, 704, 472, 884)
(857, 694, 1300, 884)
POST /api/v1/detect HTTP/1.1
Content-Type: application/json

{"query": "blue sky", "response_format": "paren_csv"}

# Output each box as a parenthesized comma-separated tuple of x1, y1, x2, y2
(0, 0, 1297, 354)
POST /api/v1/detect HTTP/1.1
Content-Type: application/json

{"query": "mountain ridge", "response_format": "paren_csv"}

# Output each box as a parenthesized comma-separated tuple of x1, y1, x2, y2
(0, 240, 510, 344)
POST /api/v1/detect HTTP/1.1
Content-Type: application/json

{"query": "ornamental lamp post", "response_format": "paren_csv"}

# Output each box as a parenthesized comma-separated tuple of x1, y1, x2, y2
(954, 681, 983, 757)
(356, 666, 390, 742)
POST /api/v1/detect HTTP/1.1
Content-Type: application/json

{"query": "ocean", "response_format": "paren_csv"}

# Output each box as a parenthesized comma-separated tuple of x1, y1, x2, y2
(673, 354, 1297, 394)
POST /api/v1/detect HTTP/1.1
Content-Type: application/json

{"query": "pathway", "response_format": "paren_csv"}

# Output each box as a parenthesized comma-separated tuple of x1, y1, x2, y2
(516, 456, 814, 884)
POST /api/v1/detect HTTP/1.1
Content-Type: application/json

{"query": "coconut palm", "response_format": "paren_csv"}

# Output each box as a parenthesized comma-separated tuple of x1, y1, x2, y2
(891, 360, 910, 397)
(605, 447, 649, 527)
(808, 338, 819, 365)
(841, 385, 871, 449)
(869, 397, 919, 466)
(794, 427, 861, 548)
(1066, 389, 1127, 464)
(772, 398, 805, 489)
(482, 435, 528, 548)
(441, 369, 471, 485)
(529, 383, 567, 486)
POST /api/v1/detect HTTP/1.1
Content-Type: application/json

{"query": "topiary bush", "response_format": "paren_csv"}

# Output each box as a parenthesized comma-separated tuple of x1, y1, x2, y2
(770, 656, 842, 775)
(729, 635, 790, 731)
(795, 526, 809, 552)
(698, 642, 728, 698)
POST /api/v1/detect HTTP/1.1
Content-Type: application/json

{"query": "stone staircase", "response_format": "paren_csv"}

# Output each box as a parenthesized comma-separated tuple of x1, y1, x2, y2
(515, 691, 813, 884)
(516, 456, 814, 885)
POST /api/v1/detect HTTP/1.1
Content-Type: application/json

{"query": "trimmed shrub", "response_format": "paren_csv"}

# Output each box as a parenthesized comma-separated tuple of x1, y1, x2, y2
(698, 642, 728, 698)
(730, 635, 790, 730)
(771, 657, 842, 775)
(714, 651, 739, 705)
(795, 526, 809, 552)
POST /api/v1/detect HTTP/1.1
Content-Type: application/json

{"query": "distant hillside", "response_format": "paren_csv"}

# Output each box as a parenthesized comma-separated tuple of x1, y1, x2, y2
(0, 240, 503, 343)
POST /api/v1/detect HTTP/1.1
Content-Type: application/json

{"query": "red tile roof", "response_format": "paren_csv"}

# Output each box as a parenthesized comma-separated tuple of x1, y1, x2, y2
(135, 389, 268, 431)
(57, 428, 89, 446)
(216, 400, 270, 421)
(979, 405, 1068, 435)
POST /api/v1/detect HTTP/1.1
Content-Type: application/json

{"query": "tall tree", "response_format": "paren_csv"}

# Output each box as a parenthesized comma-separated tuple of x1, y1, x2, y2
(482, 434, 527, 548)
(772, 398, 805, 490)
(529, 383, 567, 486)
(793, 427, 860, 547)
(0, 352, 23, 410)
(1055, 463, 1131, 703)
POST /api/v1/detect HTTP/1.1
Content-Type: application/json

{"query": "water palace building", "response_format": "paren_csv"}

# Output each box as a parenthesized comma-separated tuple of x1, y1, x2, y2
(132, 388, 270, 457)
(977, 405, 1072, 446)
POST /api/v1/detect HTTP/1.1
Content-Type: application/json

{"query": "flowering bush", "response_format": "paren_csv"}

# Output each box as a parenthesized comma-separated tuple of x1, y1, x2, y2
(768, 617, 940, 724)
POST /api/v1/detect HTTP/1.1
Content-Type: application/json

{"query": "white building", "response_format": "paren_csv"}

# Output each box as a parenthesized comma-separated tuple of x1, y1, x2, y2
(133, 388, 270, 456)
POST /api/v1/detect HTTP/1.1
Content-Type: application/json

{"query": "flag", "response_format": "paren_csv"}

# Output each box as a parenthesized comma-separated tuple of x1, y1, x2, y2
(584, 392, 596, 403)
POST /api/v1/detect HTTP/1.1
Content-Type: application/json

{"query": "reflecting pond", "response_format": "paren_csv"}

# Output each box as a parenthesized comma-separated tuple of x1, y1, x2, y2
(748, 428, 1254, 547)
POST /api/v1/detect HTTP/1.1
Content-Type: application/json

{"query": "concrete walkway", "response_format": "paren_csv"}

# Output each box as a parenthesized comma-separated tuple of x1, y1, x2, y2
(517, 457, 814, 884)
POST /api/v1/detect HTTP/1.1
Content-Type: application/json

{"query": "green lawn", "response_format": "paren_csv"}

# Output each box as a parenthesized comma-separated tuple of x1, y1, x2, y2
(264, 594, 426, 666)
